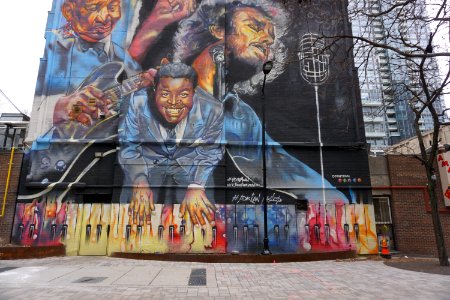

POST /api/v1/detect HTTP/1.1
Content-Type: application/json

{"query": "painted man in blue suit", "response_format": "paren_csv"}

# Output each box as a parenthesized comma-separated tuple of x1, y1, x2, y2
(119, 62, 224, 226)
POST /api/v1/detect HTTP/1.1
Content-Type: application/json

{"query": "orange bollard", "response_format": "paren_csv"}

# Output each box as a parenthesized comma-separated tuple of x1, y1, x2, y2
(380, 238, 391, 259)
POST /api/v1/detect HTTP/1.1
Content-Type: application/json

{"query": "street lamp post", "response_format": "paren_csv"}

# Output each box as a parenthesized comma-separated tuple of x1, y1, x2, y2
(261, 61, 273, 255)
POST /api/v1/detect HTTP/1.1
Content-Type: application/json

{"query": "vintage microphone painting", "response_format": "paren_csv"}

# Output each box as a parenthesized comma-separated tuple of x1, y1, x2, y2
(298, 33, 330, 234)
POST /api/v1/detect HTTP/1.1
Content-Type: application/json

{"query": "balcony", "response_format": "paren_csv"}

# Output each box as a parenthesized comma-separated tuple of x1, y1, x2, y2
(373, 28, 384, 34)
(366, 131, 386, 138)
(362, 101, 382, 107)
(364, 116, 384, 123)
(374, 33, 385, 40)
(379, 59, 389, 65)
(386, 109, 395, 115)
(382, 87, 393, 94)
(382, 79, 391, 86)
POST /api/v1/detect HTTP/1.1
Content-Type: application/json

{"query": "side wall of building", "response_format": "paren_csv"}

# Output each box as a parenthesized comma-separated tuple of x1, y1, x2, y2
(386, 155, 450, 256)
(0, 150, 24, 244)
(14, 0, 376, 256)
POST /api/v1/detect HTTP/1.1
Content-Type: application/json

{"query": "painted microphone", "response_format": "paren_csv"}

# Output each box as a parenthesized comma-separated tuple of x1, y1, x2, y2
(298, 33, 330, 86)
(299, 33, 330, 230)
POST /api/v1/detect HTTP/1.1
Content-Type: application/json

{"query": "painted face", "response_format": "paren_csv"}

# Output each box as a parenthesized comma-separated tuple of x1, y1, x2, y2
(227, 7, 275, 66)
(155, 77, 194, 124)
(66, 0, 121, 42)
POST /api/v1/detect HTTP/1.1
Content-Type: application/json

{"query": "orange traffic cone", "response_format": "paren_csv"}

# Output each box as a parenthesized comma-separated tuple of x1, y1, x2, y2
(380, 238, 391, 259)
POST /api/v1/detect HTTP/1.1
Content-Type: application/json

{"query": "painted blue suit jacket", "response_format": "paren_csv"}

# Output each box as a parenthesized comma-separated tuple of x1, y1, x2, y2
(119, 87, 224, 194)
(36, 28, 140, 98)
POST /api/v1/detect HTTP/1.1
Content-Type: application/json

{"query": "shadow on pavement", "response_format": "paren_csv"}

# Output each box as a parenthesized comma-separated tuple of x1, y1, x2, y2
(385, 260, 450, 276)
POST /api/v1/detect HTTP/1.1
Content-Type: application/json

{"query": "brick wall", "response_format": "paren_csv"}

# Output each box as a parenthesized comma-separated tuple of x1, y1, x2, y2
(386, 155, 450, 256)
(0, 150, 24, 245)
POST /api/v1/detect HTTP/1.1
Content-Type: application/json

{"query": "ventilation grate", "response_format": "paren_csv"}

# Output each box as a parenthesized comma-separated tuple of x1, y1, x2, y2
(188, 268, 206, 286)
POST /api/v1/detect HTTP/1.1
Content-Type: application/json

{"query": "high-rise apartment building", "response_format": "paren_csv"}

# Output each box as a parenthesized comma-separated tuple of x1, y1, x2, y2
(350, 0, 447, 151)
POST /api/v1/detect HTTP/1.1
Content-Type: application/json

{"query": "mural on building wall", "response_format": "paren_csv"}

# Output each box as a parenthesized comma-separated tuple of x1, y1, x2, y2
(12, 199, 377, 255)
(14, 0, 377, 255)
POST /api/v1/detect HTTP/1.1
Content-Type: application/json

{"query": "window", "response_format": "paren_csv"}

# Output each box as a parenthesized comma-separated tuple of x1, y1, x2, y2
(373, 197, 392, 224)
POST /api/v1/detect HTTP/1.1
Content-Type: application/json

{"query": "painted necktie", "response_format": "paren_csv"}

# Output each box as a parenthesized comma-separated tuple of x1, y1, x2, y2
(165, 128, 176, 154)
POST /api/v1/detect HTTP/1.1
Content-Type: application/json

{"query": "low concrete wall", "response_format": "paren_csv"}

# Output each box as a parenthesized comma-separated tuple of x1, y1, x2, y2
(112, 250, 357, 263)
(0, 245, 65, 260)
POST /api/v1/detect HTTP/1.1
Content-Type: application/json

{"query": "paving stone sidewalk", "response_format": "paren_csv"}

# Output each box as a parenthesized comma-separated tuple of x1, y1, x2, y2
(0, 256, 449, 299)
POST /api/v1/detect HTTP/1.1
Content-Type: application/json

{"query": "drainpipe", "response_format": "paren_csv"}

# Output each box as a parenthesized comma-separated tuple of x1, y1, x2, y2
(1, 147, 15, 217)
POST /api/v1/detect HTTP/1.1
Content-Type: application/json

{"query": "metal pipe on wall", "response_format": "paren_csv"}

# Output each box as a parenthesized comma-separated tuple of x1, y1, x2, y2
(1, 147, 15, 217)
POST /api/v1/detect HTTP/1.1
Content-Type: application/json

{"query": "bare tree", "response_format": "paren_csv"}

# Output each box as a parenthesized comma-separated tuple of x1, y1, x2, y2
(321, 0, 450, 265)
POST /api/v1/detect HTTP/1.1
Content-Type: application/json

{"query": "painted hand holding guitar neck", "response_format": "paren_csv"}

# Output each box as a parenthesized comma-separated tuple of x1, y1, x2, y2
(53, 62, 155, 129)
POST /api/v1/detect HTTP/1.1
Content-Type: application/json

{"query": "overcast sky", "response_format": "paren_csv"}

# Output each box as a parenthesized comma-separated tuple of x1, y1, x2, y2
(0, 1, 53, 115)
(0, 1, 448, 117)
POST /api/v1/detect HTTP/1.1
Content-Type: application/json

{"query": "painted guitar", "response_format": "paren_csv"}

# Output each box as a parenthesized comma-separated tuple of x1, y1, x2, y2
(76, 62, 150, 106)
(68, 62, 152, 134)
(21, 62, 152, 199)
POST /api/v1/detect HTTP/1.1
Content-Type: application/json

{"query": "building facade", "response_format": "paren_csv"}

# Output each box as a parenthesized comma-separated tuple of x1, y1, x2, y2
(0, 113, 29, 245)
(350, 0, 447, 152)
(369, 126, 450, 255)
(369, 153, 450, 256)
(12, 0, 377, 256)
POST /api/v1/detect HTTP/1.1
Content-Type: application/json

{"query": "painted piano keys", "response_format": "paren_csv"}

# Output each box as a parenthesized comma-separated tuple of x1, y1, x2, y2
(303, 202, 370, 250)
(108, 202, 226, 253)
(11, 200, 376, 254)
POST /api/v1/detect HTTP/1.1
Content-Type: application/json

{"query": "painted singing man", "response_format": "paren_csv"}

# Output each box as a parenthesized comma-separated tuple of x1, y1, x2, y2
(171, 0, 349, 204)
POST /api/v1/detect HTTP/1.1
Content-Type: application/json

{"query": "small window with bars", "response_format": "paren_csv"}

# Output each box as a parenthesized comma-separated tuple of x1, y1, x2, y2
(373, 196, 392, 224)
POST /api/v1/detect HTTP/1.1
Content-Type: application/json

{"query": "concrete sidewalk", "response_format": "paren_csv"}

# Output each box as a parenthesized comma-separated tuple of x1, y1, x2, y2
(0, 256, 449, 299)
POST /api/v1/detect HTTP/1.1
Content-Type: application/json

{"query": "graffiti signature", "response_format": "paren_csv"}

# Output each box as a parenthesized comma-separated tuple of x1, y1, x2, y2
(231, 192, 283, 205)
(227, 176, 259, 188)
